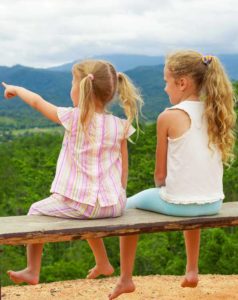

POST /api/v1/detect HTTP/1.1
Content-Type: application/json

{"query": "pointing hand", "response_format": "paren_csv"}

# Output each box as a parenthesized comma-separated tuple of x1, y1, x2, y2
(2, 82, 18, 99)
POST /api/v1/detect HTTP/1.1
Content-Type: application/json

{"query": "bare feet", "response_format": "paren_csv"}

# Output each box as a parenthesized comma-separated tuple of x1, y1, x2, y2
(7, 269, 39, 285)
(87, 263, 114, 279)
(181, 271, 198, 288)
(108, 278, 135, 300)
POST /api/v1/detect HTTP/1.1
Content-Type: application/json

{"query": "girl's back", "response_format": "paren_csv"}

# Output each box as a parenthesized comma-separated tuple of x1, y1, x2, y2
(51, 107, 134, 207)
(160, 100, 224, 204)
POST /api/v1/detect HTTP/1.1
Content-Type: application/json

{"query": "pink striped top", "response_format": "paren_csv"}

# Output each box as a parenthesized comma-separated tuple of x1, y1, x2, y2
(50, 107, 135, 207)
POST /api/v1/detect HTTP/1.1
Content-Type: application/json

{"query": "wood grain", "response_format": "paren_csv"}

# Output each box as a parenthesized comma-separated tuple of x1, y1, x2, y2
(0, 202, 238, 245)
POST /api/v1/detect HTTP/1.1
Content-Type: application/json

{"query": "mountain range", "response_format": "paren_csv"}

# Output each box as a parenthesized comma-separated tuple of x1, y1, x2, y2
(0, 62, 167, 129)
(48, 53, 238, 80)
(48, 54, 165, 73)
(0, 53, 238, 130)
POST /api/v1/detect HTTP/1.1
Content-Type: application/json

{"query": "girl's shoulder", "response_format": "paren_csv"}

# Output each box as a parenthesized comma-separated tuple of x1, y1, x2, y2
(157, 108, 182, 124)
(157, 108, 190, 135)
(162, 101, 204, 122)
(57, 106, 78, 131)
(109, 114, 136, 139)
(107, 113, 127, 125)
(58, 106, 78, 117)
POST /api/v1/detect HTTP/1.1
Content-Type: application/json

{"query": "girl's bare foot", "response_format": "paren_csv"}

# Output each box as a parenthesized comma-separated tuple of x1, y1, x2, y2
(87, 263, 114, 279)
(108, 278, 135, 299)
(7, 269, 39, 285)
(181, 270, 198, 288)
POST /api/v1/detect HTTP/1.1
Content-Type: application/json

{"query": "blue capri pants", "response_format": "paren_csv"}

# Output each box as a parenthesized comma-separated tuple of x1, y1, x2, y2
(126, 188, 222, 217)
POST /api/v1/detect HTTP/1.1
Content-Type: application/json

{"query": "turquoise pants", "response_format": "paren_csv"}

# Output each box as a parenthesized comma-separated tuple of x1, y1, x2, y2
(126, 188, 222, 217)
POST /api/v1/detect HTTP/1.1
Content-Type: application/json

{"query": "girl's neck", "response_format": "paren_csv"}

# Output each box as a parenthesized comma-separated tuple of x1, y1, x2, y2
(93, 97, 105, 114)
(95, 105, 105, 114)
(179, 93, 200, 103)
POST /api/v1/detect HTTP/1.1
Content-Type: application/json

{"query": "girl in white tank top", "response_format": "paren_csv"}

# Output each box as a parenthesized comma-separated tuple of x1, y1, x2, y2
(108, 51, 236, 299)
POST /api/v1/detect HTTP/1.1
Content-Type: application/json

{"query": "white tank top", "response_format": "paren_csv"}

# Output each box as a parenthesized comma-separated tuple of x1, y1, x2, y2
(159, 100, 224, 204)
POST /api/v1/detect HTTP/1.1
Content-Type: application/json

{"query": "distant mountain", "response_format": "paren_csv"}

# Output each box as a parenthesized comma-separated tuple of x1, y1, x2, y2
(126, 64, 168, 118)
(1, 52, 238, 130)
(47, 53, 238, 80)
(0, 64, 72, 104)
(218, 55, 238, 81)
(48, 54, 165, 73)
(0, 65, 72, 129)
(0, 63, 168, 129)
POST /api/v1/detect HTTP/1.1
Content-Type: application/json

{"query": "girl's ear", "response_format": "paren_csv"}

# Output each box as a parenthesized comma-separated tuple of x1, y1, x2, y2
(179, 77, 188, 91)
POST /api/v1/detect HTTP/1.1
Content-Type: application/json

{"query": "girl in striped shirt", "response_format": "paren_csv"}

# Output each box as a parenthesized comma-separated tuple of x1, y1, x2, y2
(2, 59, 143, 285)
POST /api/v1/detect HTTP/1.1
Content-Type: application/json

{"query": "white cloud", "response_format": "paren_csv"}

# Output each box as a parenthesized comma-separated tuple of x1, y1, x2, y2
(0, 0, 237, 67)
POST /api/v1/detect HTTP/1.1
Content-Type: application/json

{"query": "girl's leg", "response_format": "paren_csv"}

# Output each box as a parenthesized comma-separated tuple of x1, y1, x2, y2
(108, 188, 165, 299)
(181, 229, 200, 288)
(7, 243, 44, 285)
(125, 189, 222, 291)
(109, 235, 139, 300)
(126, 188, 222, 218)
(87, 199, 127, 279)
(87, 238, 114, 279)
(108, 190, 158, 298)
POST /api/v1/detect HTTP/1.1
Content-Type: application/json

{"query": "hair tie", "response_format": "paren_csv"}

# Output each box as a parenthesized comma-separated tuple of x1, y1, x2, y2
(202, 55, 213, 66)
(117, 72, 122, 79)
(87, 73, 94, 80)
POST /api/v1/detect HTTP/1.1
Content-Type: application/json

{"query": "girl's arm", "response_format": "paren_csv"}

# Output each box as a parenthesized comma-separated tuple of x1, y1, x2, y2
(121, 139, 128, 189)
(154, 111, 169, 187)
(2, 82, 60, 124)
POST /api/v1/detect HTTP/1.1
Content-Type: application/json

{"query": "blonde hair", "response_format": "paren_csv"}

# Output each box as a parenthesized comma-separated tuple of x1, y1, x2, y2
(165, 50, 237, 164)
(72, 60, 143, 135)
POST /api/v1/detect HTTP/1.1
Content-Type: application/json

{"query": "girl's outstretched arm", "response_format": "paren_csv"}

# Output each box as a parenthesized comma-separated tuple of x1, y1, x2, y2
(1, 82, 60, 124)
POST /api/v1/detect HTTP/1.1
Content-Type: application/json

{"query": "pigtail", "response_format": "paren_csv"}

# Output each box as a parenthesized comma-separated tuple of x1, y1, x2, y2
(117, 72, 144, 135)
(203, 56, 237, 164)
(78, 75, 95, 132)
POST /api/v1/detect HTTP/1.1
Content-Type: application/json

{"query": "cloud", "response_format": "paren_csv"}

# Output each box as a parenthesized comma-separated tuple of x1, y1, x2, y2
(0, 0, 237, 67)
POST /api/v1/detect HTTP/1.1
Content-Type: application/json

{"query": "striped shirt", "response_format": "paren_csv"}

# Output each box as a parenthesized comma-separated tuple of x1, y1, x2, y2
(50, 107, 135, 207)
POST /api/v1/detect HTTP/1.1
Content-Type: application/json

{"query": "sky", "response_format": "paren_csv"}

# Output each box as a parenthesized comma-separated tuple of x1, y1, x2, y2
(0, 0, 238, 68)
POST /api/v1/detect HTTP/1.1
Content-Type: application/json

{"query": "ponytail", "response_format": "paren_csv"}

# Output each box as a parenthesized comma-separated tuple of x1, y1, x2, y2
(78, 75, 95, 132)
(203, 56, 237, 164)
(117, 72, 144, 135)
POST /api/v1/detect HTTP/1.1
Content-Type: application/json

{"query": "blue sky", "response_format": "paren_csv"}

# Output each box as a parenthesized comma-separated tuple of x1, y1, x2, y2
(0, 0, 238, 67)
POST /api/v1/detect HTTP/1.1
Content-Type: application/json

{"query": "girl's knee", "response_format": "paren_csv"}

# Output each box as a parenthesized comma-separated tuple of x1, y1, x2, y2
(126, 198, 136, 209)
(28, 203, 41, 216)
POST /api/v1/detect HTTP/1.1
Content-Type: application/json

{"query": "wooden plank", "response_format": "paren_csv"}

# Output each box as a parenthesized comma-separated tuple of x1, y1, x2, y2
(0, 202, 238, 245)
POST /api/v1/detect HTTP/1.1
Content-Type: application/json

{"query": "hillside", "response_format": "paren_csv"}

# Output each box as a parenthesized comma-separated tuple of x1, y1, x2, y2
(1, 53, 238, 130)
(0, 65, 72, 129)
(0, 64, 168, 129)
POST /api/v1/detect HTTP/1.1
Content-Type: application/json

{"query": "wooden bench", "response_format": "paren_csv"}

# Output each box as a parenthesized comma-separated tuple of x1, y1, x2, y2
(0, 202, 238, 299)
(1, 202, 238, 246)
